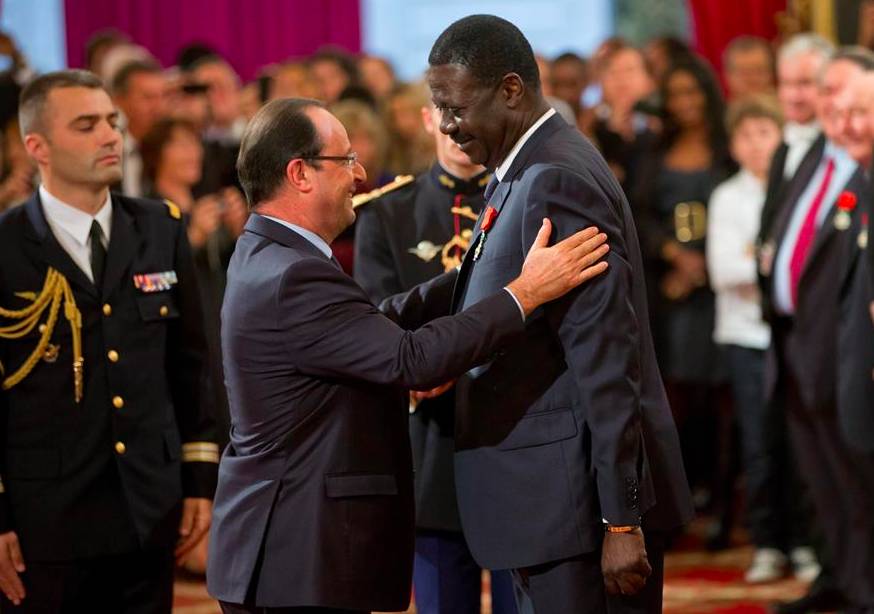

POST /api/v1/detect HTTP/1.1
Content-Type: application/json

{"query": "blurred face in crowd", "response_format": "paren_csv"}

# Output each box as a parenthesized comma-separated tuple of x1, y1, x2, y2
(271, 63, 322, 101)
(346, 128, 380, 179)
(428, 63, 513, 169)
(818, 59, 865, 143)
(665, 68, 707, 129)
(157, 125, 203, 187)
(389, 92, 427, 141)
(777, 50, 825, 124)
(835, 73, 874, 168)
(302, 106, 366, 240)
(358, 56, 395, 100)
(421, 104, 484, 178)
(551, 57, 588, 110)
(601, 47, 653, 113)
(311, 59, 350, 104)
(114, 69, 166, 140)
(24, 86, 122, 190)
(725, 45, 774, 99)
(730, 116, 783, 179)
(193, 60, 242, 128)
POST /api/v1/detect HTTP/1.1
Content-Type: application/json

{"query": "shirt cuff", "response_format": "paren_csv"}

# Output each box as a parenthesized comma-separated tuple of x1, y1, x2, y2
(503, 287, 526, 322)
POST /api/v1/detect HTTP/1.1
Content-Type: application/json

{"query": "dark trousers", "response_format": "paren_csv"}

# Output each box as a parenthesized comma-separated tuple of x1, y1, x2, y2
(511, 532, 665, 614)
(0, 549, 174, 613)
(784, 373, 874, 610)
(219, 603, 364, 614)
(413, 529, 517, 614)
(724, 344, 810, 551)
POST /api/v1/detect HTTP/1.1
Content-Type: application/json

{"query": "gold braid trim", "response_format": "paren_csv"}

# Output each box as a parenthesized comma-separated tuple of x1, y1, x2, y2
(0, 268, 84, 402)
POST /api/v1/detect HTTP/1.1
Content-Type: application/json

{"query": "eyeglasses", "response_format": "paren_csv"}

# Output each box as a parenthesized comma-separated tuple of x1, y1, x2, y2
(302, 152, 359, 169)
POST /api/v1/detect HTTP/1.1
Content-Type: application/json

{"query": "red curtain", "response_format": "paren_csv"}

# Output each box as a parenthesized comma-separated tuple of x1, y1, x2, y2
(687, 0, 786, 78)
(63, 0, 361, 81)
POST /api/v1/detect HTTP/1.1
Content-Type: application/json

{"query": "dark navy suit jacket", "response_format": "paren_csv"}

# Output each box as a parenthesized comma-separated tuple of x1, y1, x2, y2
(837, 179, 874, 452)
(450, 113, 694, 570)
(207, 214, 524, 610)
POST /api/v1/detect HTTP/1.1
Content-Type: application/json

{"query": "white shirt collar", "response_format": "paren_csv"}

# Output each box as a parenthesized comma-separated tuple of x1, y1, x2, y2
(783, 121, 819, 146)
(736, 168, 765, 190)
(495, 108, 556, 181)
(260, 214, 333, 259)
(39, 184, 112, 246)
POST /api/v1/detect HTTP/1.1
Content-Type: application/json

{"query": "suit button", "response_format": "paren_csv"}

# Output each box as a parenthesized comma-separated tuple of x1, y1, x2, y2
(115, 441, 126, 455)
(107, 350, 119, 363)
(112, 395, 124, 409)
(38, 324, 47, 333)
(159, 305, 169, 317)
(103, 303, 112, 316)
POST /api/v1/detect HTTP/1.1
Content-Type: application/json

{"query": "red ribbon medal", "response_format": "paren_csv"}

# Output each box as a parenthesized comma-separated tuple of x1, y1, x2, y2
(473, 206, 499, 261)
(834, 191, 857, 231)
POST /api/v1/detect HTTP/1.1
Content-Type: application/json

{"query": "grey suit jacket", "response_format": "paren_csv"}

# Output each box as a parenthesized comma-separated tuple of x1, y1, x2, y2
(207, 214, 524, 609)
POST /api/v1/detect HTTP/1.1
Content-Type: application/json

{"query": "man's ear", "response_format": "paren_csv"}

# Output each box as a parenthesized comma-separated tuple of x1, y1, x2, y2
(286, 158, 313, 193)
(23, 133, 48, 167)
(501, 73, 525, 109)
(421, 105, 436, 135)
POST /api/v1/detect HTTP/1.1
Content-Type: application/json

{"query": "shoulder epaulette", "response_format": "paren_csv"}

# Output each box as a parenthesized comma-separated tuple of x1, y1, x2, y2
(352, 175, 415, 209)
(164, 199, 182, 220)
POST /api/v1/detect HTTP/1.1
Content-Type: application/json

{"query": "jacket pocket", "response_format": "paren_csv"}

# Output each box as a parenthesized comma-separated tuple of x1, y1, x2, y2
(5, 448, 61, 479)
(497, 407, 578, 451)
(324, 473, 398, 498)
(135, 293, 179, 322)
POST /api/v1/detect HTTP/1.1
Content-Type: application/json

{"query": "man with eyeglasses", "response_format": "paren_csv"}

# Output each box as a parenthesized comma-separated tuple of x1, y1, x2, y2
(206, 97, 612, 614)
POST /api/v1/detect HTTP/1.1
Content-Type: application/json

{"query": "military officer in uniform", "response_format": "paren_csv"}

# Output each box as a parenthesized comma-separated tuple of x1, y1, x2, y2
(354, 104, 517, 614)
(0, 69, 218, 612)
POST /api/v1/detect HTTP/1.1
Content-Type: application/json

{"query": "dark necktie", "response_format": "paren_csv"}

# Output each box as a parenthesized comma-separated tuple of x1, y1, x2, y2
(483, 175, 499, 202)
(90, 220, 107, 288)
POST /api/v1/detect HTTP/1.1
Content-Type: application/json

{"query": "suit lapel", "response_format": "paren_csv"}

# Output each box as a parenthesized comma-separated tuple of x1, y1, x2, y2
(770, 136, 826, 248)
(804, 168, 865, 281)
(102, 197, 143, 298)
(449, 115, 566, 313)
(22, 194, 98, 300)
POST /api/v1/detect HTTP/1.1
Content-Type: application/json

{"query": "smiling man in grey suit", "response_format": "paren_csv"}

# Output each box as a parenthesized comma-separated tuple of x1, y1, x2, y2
(206, 97, 612, 614)
(426, 15, 694, 613)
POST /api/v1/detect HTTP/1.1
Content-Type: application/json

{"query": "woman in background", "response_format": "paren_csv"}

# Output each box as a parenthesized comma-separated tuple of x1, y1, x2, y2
(140, 117, 248, 573)
(633, 56, 737, 545)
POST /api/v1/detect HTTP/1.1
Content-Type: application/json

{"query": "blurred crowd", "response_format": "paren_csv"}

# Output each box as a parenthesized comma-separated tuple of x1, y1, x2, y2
(0, 23, 873, 605)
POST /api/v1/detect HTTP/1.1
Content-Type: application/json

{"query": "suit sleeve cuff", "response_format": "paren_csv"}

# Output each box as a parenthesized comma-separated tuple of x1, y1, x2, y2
(502, 287, 526, 321)
(181, 442, 220, 499)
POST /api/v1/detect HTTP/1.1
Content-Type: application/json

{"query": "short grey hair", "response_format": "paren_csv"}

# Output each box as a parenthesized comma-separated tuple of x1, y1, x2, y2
(777, 33, 834, 68)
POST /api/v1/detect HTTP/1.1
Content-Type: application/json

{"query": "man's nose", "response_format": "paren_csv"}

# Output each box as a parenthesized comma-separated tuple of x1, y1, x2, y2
(353, 160, 367, 185)
(439, 110, 457, 135)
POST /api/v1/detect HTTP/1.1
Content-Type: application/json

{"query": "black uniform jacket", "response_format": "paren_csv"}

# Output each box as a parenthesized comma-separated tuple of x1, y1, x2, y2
(0, 192, 217, 562)
(354, 163, 490, 531)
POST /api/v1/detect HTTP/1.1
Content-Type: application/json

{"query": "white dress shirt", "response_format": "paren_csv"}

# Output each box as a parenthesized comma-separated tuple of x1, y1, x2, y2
(706, 170, 771, 349)
(772, 142, 858, 315)
(782, 121, 820, 179)
(39, 185, 112, 283)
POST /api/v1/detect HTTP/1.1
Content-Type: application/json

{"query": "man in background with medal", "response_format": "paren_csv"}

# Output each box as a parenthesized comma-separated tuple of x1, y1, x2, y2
(760, 48, 874, 614)
(0, 70, 218, 612)
(354, 103, 517, 614)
